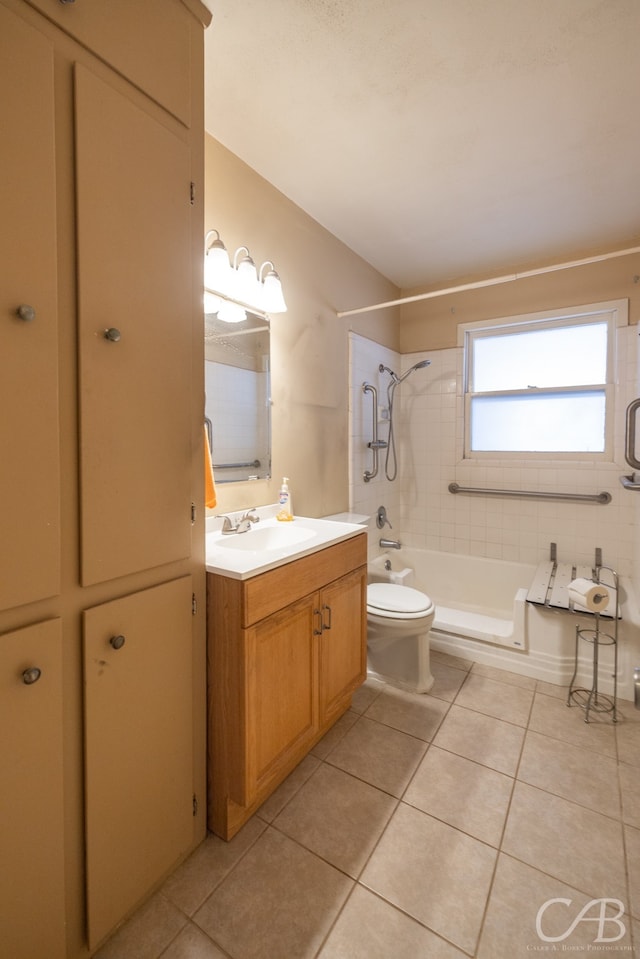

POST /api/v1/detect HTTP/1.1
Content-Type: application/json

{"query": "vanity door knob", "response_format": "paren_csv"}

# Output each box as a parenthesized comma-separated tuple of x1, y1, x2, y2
(109, 634, 126, 650)
(104, 327, 121, 342)
(22, 667, 42, 685)
(16, 304, 36, 322)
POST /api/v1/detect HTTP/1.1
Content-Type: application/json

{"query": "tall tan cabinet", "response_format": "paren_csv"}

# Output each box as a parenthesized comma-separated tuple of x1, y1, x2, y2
(0, 1, 211, 956)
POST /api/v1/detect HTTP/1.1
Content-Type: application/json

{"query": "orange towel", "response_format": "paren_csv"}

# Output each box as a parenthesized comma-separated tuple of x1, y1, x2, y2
(204, 426, 217, 509)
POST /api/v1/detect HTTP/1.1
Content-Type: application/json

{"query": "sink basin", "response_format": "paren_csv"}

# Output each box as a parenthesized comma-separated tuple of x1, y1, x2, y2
(217, 524, 316, 552)
(206, 512, 365, 579)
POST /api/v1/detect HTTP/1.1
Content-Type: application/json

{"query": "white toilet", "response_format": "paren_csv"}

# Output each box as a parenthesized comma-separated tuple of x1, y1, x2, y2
(366, 582, 436, 694)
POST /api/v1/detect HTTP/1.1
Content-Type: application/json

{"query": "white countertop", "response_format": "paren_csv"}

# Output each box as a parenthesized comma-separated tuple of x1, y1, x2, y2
(205, 508, 366, 580)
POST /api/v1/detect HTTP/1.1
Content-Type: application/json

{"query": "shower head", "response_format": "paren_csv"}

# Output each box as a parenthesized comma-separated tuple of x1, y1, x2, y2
(399, 358, 431, 382)
(379, 359, 431, 384)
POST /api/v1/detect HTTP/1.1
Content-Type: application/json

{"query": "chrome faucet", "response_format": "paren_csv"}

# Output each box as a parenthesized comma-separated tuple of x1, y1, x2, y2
(237, 508, 260, 533)
(217, 508, 260, 535)
(376, 505, 392, 529)
(379, 538, 401, 549)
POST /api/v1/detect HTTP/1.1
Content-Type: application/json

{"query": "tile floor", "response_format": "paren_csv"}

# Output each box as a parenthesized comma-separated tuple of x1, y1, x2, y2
(96, 652, 640, 959)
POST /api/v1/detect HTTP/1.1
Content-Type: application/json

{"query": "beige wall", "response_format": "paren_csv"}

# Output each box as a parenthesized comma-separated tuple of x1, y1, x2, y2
(204, 134, 400, 516)
(400, 252, 640, 351)
(204, 134, 640, 514)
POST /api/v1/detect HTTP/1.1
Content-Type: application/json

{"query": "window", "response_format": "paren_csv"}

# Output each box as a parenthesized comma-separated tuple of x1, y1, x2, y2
(461, 301, 626, 458)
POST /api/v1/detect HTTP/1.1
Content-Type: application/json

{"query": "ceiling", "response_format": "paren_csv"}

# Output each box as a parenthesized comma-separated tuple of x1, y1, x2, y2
(203, 0, 640, 291)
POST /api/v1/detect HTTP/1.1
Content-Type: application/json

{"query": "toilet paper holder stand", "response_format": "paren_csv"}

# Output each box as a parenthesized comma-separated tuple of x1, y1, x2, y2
(567, 565, 619, 724)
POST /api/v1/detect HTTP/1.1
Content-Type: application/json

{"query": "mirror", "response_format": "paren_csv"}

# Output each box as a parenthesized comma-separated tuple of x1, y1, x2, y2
(204, 310, 271, 484)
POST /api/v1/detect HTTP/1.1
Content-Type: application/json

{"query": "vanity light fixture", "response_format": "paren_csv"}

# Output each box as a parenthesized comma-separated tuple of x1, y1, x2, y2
(204, 230, 287, 321)
(259, 261, 288, 313)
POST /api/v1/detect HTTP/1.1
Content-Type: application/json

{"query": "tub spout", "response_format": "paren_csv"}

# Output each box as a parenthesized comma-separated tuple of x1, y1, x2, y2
(379, 538, 401, 549)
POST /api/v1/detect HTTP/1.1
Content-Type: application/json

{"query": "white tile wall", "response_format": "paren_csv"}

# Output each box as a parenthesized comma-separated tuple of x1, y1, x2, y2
(205, 361, 269, 478)
(348, 333, 402, 555)
(350, 327, 639, 577)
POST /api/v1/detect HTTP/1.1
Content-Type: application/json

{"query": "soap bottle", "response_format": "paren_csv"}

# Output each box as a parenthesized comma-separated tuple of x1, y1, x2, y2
(276, 476, 293, 521)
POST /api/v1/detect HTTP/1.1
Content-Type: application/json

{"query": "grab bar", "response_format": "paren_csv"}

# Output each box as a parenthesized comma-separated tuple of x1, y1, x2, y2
(362, 382, 387, 482)
(619, 399, 640, 489)
(448, 483, 611, 505)
(213, 459, 261, 470)
(625, 399, 640, 470)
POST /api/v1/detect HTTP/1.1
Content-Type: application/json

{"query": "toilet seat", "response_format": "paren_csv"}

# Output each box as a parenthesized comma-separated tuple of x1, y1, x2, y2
(367, 583, 434, 620)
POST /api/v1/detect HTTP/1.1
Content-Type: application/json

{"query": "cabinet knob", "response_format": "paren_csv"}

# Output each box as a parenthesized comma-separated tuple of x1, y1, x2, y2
(104, 327, 121, 343)
(313, 609, 323, 636)
(16, 304, 36, 322)
(109, 634, 126, 650)
(22, 667, 42, 685)
(322, 604, 332, 631)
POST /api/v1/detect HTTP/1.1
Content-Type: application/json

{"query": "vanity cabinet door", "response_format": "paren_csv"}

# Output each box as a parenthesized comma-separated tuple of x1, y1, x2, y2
(244, 594, 319, 805)
(75, 64, 192, 586)
(207, 535, 368, 841)
(318, 566, 367, 726)
(83, 576, 194, 949)
(0, 5, 60, 612)
(0, 619, 65, 959)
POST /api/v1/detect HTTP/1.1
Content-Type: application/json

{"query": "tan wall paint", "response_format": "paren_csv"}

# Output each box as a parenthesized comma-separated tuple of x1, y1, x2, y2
(400, 252, 640, 352)
(204, 135, 399, 516)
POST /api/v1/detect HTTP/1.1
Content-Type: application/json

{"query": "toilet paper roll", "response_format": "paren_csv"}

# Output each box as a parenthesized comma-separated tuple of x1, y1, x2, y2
(567, 577, 610, 612)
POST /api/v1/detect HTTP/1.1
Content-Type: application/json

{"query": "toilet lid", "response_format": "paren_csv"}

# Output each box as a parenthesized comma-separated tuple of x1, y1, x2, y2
(367, 583, 433, 614)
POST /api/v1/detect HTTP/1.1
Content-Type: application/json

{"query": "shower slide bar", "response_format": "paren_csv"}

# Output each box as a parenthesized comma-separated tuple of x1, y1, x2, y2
(362, 382, 387, 482)
(448, 483, 611, 505)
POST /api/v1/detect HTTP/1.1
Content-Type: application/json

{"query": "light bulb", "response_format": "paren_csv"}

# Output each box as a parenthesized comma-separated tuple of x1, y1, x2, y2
(205, 231, 232, 296)
(261, 269, 287, 313)
(217, 301, 246, 324)
(204, 291, 221, 314)
(234, 249, 259, 307)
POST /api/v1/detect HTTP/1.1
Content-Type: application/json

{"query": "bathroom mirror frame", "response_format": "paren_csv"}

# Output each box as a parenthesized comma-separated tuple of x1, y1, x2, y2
(204, 309, 271, 484)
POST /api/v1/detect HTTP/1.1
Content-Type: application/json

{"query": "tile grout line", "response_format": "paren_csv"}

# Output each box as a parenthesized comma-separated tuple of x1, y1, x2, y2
(156, 914, 235, 959)
(104, 659, 638, 958)
(313, 675, 462, 957)
(615, 714, 636, 950)
(469, 669, 537, 957)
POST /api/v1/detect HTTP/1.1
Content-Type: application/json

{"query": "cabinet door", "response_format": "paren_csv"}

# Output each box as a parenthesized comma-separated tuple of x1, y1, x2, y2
(245, 595, 318, 804)
(23, 0, 191, 123)
(0, 5, 60, 612)
(83, 576, 193, 948)
(318, 567, 367, 725)
(0, 619, 65, 959)
(75, 64, 192, 586)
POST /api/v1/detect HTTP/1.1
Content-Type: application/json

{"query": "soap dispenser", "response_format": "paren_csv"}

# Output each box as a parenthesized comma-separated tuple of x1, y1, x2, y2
(276, 477, 293, 521)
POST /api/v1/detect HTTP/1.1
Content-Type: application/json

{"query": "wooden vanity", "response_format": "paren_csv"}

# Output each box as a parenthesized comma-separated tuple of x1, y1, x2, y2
(207, 530, 367, 840)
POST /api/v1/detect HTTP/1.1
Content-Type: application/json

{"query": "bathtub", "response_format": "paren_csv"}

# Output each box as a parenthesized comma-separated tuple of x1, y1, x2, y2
(369, 548, 640, 704)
